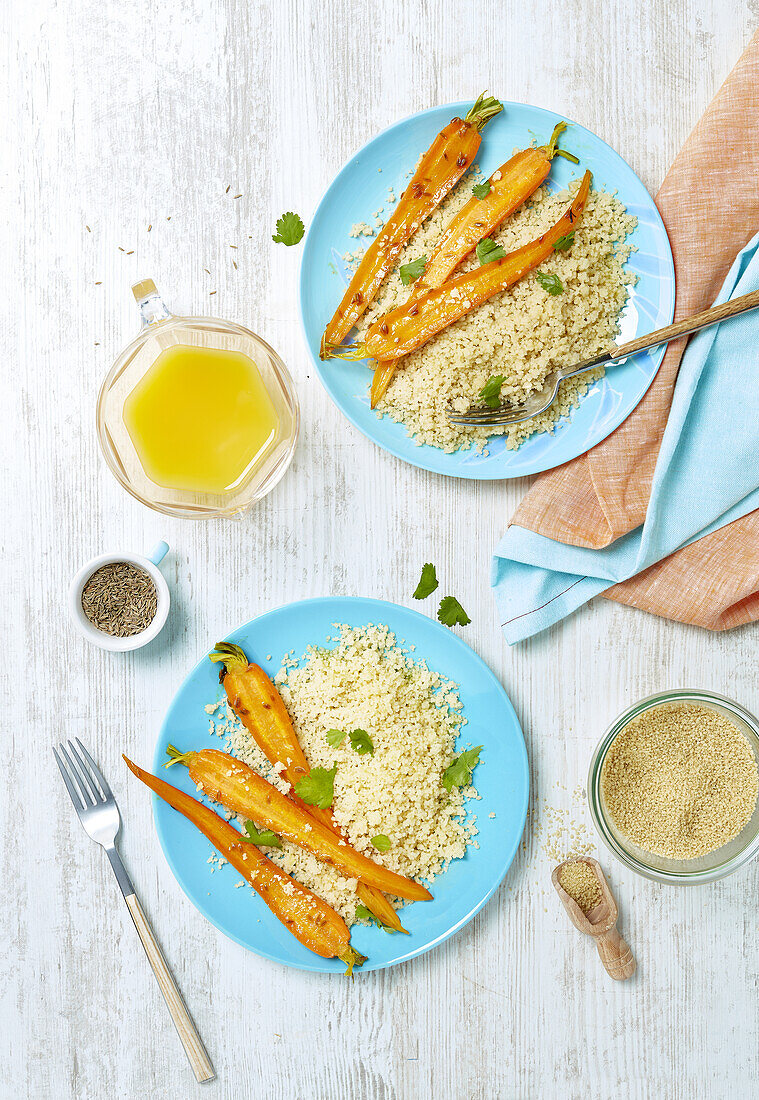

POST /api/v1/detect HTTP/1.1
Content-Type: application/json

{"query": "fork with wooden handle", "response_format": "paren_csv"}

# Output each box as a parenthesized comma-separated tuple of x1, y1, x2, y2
(54, 737, 215, 1083)
(448, 285, 759, 426)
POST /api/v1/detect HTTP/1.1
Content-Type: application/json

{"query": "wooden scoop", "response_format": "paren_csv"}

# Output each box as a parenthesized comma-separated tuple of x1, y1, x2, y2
(552, 857, 636, 981)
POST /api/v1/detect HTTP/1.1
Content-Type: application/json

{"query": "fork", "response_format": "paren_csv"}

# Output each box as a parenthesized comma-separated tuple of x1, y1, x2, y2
(446, 286, 759, 427)
(54, 738, 215, 1084)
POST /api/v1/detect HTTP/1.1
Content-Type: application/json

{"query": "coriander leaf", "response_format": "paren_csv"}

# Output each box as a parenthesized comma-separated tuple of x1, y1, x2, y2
(326, 728, 347, 748)
(536, 271, 564, 295)
(472, 181, 491, 199)
(355, 902, 396, 934)
(413, 562, 439, 600)
(272, 211, 305, 246)
(476, 238, 507, 265)
(478, 374, 506, 409)
(349, 728, 374, 755)
(399, 254, 427, 286)
(294, 765, 337, 809)
(553, 231, 575, 251)
(371, 834, 392, 853)
(442, 746, 483, 792)
(355, 903, 377, 923)
(240, 821, 282, 848)
(437, 596, 471, 628)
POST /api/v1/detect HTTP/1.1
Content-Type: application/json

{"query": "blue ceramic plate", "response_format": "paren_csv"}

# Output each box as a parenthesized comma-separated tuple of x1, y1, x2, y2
(151, 597, 528, 973)
(299, 101, 674, 479)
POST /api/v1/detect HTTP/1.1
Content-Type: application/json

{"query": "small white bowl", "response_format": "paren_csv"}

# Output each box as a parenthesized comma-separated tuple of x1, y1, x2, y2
(69, 541, 171, 652)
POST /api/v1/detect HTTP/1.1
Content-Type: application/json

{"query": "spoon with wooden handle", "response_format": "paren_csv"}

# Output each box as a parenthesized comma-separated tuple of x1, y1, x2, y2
(552, 857, 636, 981)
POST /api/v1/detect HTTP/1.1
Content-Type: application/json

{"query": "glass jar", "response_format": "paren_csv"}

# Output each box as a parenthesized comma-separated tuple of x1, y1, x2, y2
(97, 280, 299, 519)
(588, 689, 759, 884)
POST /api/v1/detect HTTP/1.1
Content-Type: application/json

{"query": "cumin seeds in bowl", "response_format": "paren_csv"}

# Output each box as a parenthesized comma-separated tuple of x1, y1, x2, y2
(81, 562, 158, 638)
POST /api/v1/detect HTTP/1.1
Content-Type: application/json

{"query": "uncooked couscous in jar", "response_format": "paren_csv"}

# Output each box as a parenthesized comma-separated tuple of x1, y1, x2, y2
(600, 702, 758, 860)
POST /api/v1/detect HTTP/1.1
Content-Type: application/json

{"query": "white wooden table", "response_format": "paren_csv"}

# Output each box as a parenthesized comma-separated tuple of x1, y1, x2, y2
(4, 2, 758, 1096)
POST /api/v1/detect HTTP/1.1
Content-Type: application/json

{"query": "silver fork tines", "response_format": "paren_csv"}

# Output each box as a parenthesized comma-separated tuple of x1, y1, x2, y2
(54, 738, 120, 846)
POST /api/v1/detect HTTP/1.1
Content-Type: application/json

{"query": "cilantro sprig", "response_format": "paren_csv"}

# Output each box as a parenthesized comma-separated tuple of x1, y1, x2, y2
(476, 238, 507, 265)
(371, 834, 392, 853)
(349, 729, 374, 756)
(294, 765, 337, 809)
(478, 374, 505, 409)
(325, 728, 374, 755)
(536, 271, 564, 295)
(272, 211, 305, 245)
(553, 231, 575, 251)
(437, 596, 471, 628)
(442, 746, 483, 792)
(239, 821, 282, 848)
(400, 254, 427, 286)
(413, 563, 439, 600)
(472, 181, 491, 199)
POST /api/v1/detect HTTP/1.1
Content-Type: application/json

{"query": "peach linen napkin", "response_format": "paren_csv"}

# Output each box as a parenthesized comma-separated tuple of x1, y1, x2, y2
(500, 32, 759, 635)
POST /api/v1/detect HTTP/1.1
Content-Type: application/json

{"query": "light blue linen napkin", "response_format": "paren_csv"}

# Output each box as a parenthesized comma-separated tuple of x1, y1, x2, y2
(492, 230, 759, 644)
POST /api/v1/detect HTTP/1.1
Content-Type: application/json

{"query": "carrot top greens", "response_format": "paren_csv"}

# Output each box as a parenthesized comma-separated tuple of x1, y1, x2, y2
(464, 92, 504, 132)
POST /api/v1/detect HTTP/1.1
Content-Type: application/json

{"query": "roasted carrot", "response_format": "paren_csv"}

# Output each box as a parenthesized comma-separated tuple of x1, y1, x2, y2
(123, 755, 365, 972)
(369, 122, 575, 407)
(331, 170, 591, 364)
(165, 746, 432, 903)
(210, 643, 408, 932)
(320, 92, 503, 353)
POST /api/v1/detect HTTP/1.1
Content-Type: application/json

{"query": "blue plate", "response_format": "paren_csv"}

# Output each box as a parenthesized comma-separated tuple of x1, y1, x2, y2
(151, 597, 528, 973)
(299, 101, 675, 479)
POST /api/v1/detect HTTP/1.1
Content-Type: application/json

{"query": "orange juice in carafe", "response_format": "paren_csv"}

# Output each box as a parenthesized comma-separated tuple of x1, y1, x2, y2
(123, 344, 279, 494)
(96, 280, 299, 519)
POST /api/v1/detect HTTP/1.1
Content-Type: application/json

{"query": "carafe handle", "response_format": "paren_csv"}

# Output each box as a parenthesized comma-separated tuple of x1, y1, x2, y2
(132, 279, 172, 327)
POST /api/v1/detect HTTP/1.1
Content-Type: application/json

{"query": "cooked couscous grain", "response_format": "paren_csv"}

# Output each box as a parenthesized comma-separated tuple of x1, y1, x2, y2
(207, 623, 478, 923)
(558, 860, 601, 912)
(353, 173, 636, 452)
(601, 702, 758, 859)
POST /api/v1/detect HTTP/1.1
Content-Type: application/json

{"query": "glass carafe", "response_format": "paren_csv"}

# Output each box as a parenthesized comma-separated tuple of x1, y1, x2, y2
(96, 280, 299, 519)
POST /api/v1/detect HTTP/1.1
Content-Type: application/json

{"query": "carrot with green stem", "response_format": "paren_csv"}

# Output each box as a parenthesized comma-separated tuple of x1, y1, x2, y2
(321, 92, 503, 353)
(328, 170, 592, 365)
(369, 121, 578, 407)
(210, 642, 409, 932)
(123, 755, 366, 973)
(165, 745, 432, 903)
